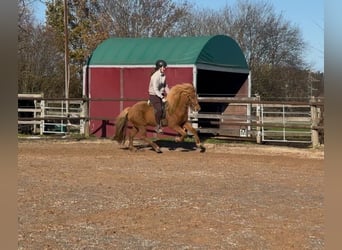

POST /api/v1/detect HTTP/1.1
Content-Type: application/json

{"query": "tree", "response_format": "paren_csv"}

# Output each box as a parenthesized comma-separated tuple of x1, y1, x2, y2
(45, 0, 109, 97)
(20, 0, 319, 101)
(18, 0, 64, 97)
(97, 0, 190, 37)
(42, 0, 192, 97)
(18, 0, 36, 93)
(20, 0, 191, 98)
(182, 0, 308, 100)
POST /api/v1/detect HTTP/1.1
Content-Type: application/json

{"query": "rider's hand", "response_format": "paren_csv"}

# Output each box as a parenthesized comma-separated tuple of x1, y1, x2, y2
(162, 98, 167, 103)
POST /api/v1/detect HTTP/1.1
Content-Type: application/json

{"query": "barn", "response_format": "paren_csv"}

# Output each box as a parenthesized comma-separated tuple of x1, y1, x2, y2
(83, 34, 250, 137)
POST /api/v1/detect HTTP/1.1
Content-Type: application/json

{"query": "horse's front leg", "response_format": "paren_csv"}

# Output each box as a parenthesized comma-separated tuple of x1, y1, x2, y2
(171, 125, 188, 143)
(183, 122, 206, 152)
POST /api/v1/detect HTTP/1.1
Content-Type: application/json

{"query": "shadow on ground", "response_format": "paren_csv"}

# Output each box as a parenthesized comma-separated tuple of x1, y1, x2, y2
(154, 140, 201, 152)
(120, 139, 201, 153)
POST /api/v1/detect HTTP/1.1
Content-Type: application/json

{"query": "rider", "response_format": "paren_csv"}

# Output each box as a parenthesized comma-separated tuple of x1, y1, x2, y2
(148, 59, 170, 133)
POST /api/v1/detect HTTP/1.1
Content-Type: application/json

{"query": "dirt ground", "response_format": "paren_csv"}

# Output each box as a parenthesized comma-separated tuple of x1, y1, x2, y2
(18, 137, 324, 249)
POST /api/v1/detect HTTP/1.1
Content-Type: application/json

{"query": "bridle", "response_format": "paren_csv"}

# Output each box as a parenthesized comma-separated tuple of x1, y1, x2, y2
(187, 93, 200, 112)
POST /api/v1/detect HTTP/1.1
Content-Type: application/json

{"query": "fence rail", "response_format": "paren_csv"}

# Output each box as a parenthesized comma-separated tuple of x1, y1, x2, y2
(18, 95, 324, 147)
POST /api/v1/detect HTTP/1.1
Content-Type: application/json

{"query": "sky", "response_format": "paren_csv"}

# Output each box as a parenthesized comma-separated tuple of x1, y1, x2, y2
(32, 0, 324, 72)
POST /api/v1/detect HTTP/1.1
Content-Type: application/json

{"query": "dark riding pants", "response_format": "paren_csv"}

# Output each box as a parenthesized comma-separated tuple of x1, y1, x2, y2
(149, 95, 163, 125)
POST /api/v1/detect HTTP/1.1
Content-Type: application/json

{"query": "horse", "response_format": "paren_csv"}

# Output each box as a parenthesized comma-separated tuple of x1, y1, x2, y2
(113, 83, 206, 153)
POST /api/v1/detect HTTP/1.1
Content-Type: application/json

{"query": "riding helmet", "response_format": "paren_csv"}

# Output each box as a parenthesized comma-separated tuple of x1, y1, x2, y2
(155, 59, 167, 69)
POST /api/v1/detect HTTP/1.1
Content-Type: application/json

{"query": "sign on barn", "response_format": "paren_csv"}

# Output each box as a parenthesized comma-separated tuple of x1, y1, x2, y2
(83, 35, 250, 137)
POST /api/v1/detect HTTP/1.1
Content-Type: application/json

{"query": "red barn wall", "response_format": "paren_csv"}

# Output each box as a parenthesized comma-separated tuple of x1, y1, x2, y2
(88, 67, 193, 137)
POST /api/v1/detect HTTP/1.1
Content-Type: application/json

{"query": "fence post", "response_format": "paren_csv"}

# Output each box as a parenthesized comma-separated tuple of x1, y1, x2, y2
(40, 100, 45, 135)
(33, 94, 43, 134)
(310, 96, 319, 148)
(81, 98, 89, 137)
(255, 95, 261, 144)
(33, 99, 38, 134)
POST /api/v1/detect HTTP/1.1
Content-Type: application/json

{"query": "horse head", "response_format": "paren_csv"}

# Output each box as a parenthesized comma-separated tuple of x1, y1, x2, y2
(166, 83, 201, 115)
(183, 83, 201, 112)
(187, 90, 201, 112)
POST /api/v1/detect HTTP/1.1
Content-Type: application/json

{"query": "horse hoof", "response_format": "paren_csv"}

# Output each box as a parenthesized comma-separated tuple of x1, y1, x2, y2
(156, 148, 162, 153)
(175, 136, 182, 142)
(129, 147, 137, 152)
(199, 145, 206, 153)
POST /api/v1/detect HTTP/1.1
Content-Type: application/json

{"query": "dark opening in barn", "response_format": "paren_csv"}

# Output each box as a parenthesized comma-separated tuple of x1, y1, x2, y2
(196, 69, 249, 129)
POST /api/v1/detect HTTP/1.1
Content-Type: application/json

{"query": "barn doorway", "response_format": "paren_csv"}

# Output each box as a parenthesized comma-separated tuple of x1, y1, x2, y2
(196, 69, 249, 129)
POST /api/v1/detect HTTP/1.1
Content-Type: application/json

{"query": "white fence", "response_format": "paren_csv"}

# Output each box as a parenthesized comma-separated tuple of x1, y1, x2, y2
(18, 94, 43, 134)
(18, 95, 324, 147)
(18, 94, 84, 135)
(259, 104, 312, 143)
(40, 100, 83, 134)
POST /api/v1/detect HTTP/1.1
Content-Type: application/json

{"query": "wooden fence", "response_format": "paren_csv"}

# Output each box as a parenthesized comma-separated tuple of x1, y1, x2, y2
(18, 95, 324, 147)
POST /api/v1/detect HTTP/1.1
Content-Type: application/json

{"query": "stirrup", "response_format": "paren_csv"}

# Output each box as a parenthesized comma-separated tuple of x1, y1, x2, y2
(155, 126, 163, 133)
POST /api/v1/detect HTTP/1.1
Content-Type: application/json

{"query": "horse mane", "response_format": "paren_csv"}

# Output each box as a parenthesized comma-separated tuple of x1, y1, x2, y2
(167, 83, 194, 115)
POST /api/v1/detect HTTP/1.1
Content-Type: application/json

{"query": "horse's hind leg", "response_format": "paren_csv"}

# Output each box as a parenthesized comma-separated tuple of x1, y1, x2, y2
(128, 126, 139, 151)
(139, 126, 162, 153)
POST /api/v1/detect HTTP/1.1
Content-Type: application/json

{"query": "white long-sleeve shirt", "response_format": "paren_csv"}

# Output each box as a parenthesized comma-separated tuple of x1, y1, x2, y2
(148, 70, 169, 99)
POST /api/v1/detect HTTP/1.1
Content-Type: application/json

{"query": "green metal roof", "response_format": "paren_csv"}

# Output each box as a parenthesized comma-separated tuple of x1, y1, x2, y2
(88, 35, 248, 71)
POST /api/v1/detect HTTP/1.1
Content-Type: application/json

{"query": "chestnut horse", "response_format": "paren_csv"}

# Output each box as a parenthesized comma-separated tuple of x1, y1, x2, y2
(113, 83, 205, 153)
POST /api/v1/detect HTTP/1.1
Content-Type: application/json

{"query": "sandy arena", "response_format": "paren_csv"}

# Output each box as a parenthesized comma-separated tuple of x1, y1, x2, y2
(18, 138, 324, 249)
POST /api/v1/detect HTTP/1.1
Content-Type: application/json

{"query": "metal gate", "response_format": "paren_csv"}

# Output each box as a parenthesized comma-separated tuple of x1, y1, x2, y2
(259, 104, 312, 143)
(40, 100, 83, 134)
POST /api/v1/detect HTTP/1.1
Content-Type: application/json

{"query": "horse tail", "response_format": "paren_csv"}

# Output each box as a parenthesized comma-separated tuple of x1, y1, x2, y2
(113, 107, 130, 144)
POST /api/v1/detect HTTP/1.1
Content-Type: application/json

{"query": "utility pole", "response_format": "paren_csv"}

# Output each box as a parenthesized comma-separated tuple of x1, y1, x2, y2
(64, 0, 70, 122)
(308, 72, 318, 98)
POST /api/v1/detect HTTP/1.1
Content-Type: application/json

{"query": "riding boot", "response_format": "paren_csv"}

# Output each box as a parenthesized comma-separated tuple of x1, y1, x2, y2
(155, 124, 163, 133)
(160, 118, 168, 126)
